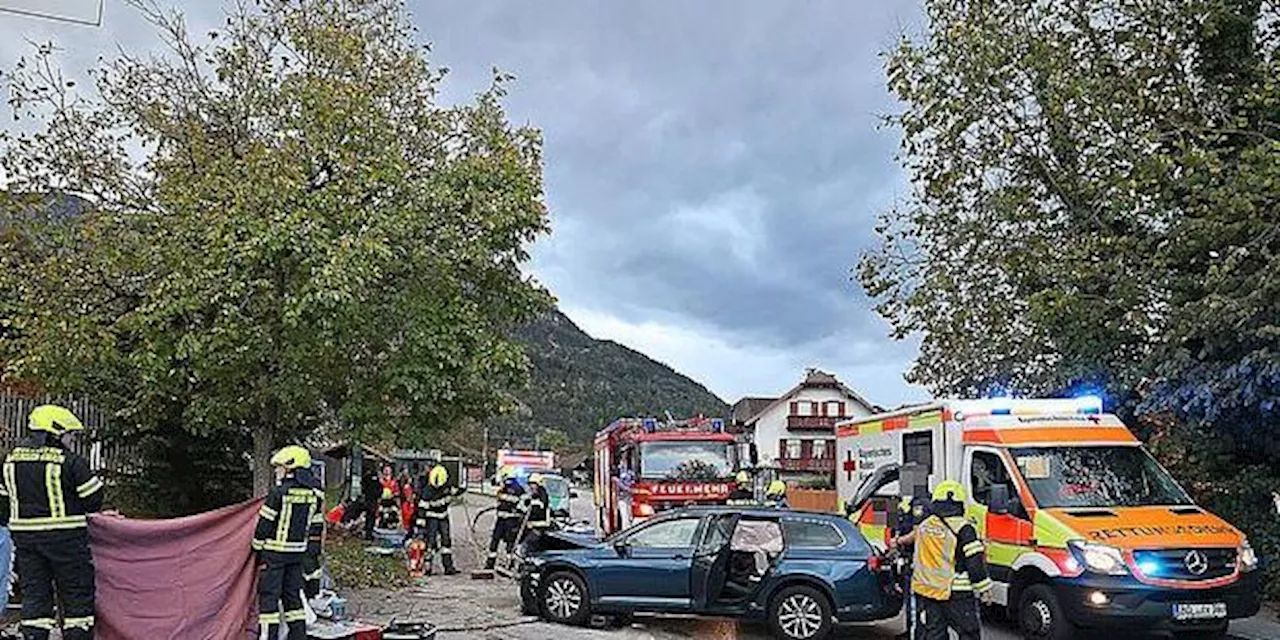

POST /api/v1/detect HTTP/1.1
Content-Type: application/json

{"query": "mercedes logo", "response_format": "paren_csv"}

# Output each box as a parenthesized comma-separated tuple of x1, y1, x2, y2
(1184, 550, 1210, 576)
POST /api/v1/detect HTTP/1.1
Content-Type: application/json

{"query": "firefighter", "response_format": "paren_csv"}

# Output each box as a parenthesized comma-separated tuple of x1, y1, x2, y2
(765, 480, 789, 508)
(416, 464, 463, 575)
(911, 480, 991, 640)
(484, 465, 525, 571)
(0, 405, 103, 640)
(522, 473, 552, 552)
(253, 445, 324, 640)
(727, 470, 755, 506)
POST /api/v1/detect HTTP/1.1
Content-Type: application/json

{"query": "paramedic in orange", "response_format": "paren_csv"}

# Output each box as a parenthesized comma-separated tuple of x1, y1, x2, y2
(910, 481, 992, 640)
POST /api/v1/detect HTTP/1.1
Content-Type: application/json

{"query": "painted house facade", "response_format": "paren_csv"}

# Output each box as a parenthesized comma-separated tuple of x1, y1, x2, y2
(735, 369, 877, 484)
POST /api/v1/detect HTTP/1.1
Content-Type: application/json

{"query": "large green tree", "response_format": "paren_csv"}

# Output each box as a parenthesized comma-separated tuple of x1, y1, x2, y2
(862, 0, 1278, 591)
(0, 0, 552, 507)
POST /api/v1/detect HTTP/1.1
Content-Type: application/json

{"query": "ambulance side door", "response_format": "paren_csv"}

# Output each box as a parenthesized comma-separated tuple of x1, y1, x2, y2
(963, 448, 1034, 585)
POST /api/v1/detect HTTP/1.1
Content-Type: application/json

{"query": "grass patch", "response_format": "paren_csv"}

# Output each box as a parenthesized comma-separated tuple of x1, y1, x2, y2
(325, 529, 413, 590)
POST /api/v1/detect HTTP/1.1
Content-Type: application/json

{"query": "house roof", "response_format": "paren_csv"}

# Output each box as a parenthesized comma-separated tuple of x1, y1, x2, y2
(744, 368, 877, 427)
(731, 396, 777, 424)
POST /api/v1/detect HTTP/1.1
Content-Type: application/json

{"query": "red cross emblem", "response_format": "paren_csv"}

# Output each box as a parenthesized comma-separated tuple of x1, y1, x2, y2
(843, 451, 857, 481)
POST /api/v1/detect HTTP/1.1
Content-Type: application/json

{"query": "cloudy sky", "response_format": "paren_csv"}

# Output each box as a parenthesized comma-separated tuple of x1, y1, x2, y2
(0, 0, 930, 407)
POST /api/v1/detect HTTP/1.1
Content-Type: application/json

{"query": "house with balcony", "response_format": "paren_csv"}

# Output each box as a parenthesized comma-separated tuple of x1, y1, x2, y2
(733, 368, 878, 486)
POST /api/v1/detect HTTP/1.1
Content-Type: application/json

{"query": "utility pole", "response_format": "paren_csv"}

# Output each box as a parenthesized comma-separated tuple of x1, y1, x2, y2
(482, 426, 489, 479)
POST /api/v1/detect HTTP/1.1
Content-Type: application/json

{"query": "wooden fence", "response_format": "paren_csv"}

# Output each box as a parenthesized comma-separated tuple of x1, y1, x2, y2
(789, 488, 839, 513)
(0, 391, 138, 477)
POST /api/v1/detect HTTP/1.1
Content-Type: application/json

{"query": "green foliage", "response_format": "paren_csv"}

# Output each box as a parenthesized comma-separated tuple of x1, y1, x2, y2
(489, 310, 728, 449)
(863, 0, 1279, 596)
(0, 0, 551, 511)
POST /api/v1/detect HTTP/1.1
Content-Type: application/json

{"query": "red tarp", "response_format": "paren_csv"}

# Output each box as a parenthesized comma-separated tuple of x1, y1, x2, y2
(90, 498, 264, 640)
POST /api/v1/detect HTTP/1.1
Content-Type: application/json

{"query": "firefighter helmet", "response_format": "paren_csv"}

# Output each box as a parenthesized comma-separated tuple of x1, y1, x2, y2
(269, 445, 311, 470)
(28, 405, 84, 436)
(528, 473, 544, 485)
(498, 465, 515, 481)
(932, 480, 966, 503)
(735, 470, 750, 485)
(429, 465, 448, 487)
(766, 480, 787, 498)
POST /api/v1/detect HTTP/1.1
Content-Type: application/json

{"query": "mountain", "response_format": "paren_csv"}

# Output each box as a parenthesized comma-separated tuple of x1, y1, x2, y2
(489, 309, 729, 450)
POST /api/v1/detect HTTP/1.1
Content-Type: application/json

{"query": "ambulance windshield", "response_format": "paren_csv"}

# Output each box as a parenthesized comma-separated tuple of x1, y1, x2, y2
(1011, 446, 1193, 509)
(639, 441, 734, 480)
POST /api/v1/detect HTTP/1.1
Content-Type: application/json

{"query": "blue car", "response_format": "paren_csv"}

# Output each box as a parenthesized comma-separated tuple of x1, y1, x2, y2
(519, 506, 901, 640)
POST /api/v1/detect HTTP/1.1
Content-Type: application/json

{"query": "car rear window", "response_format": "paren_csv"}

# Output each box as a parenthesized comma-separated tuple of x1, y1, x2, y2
(783, 518, 845, 549)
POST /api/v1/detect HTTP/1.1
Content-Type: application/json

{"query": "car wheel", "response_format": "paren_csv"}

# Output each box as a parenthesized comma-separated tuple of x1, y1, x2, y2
(769, 585, 833, 640)
(539, 571, 590, 626)
(1018, 584, 1076, 640)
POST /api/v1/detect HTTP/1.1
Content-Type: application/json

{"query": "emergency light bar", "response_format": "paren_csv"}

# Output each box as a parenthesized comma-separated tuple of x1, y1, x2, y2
(638, 417, 725, 433)
(953, 396, 1103, 420)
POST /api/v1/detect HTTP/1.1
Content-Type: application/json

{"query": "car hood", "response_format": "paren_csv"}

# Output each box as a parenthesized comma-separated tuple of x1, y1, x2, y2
(1043, 505, 1244, 550)
(541, 529, 604, 550)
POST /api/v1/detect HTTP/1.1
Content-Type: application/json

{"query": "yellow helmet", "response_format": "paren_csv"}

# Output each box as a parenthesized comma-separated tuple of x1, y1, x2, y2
(29, 405, 84, 436)
(498, 465, 515, 481)
(381, 487, 393, 500)
(269, 445, 311, 470)
(766, 480, 787, 497)
(735, 471, 750, 485)
(429, 465, 448, 487)
(528, 473, 544, 485)
(932, 480, 966, 503)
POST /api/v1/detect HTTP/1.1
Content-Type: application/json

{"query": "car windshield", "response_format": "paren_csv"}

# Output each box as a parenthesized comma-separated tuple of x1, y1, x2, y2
(639, 441, 733, 480)
(1010, 446, 1193, 509)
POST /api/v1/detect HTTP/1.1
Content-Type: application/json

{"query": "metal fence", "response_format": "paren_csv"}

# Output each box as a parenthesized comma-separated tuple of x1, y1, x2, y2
(0, 391, 138, 476)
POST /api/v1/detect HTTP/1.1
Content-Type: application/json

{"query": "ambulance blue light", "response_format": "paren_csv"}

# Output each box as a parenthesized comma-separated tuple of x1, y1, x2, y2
(642, 418, 657, 432)
(1075, 395, 1103, 414)
(1139, 560, 1160, 576)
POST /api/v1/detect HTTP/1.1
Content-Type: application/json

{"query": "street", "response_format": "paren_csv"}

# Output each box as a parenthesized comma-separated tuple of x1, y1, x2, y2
(340, 491, 1275, 640)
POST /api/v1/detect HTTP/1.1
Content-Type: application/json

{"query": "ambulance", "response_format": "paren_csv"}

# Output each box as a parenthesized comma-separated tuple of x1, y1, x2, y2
(836, 397, 1260, 639)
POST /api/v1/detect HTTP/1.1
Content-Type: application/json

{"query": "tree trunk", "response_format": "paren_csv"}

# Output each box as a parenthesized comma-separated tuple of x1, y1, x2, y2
(252, 427, 274, 497)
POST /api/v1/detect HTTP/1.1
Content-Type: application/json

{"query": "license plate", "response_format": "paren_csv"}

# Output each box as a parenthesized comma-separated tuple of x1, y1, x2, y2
(1173, 603, 1227, 620)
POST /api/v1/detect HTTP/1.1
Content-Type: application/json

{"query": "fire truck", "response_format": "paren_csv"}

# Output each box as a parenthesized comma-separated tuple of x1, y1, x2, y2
(593, 416, 737, 535)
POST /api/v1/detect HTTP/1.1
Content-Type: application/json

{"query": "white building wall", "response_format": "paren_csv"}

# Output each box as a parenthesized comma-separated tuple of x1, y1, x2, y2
(752, 387, 873, 467)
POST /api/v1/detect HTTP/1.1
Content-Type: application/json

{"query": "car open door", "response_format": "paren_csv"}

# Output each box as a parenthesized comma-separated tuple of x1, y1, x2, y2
(845, 463, 900, 516)
(690, 512, 740, 610)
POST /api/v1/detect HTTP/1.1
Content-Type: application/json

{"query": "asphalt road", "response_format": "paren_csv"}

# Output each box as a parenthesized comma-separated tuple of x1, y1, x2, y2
(352, 490, 1270, 640)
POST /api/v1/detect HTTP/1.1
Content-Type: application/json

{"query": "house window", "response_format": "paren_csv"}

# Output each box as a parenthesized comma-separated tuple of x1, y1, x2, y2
(837, 402, 847, 417)
(789, 401, 799, 416)
(812, 439, 827, 459)
(786, 439, 803, 460)
(809, 401, 819, 415)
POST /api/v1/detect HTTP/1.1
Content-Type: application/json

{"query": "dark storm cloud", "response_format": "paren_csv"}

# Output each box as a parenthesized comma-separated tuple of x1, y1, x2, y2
(411, 0, 921, 350)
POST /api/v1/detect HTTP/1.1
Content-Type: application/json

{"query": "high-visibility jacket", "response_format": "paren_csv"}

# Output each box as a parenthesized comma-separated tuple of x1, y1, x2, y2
(526, 485, 552, 530)
(495, 479, 526, 520)
(911, 512, 991, 600)
(253, 475, 324, 556)
(0, 437, 104, 533)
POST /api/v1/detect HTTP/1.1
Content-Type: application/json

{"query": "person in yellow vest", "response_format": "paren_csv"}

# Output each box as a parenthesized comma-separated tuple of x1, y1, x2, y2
(910, 480, 991, 640)
(764, 480, 789, 508)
